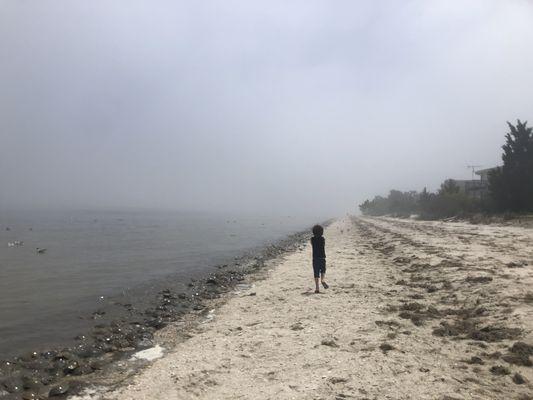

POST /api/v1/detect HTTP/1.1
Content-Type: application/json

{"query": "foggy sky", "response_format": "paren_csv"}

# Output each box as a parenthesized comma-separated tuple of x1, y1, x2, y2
(1, 0, 533, 217)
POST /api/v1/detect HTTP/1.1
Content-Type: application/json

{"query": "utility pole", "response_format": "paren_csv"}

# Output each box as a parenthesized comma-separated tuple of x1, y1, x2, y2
(466, 165, 483, 180)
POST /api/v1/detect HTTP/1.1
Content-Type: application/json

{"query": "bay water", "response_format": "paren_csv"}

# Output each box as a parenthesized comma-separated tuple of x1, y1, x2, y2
(0, 210, 312, 358)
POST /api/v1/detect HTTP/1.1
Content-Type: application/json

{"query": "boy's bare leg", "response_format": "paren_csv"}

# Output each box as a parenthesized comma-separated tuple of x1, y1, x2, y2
(314, 277, 320, 293)
(321, 273, 329, 289)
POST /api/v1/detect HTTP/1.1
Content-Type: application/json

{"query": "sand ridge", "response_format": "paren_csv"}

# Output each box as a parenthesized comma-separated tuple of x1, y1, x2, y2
(99, 217, 532, 400)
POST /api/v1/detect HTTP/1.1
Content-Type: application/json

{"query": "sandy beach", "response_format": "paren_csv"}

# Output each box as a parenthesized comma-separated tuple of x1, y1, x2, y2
(94, 216, 532, 400)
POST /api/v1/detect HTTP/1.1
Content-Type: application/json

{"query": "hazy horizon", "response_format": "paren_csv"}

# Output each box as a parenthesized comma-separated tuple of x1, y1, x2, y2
(2, 1, 533, 217)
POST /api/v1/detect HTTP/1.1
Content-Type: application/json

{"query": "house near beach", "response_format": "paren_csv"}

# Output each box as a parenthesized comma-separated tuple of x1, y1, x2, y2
(450, 179, 486, 199)
(475, 167, 499, 184)
(450, 166, 499, 199)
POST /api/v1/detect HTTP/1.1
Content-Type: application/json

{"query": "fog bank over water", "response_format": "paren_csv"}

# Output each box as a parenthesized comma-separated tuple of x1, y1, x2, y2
(1, 1, 533, 216)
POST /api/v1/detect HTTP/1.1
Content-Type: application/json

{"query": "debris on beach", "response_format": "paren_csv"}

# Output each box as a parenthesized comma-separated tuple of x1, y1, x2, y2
(379, 343, 395, 353)
(130, 345, 165, 362)
(513, 372, 527, 385)
(321, 338, 339, 348)
(502, 342, 533, 366)
(290, 322, 304, 331)
(490, 365, 511, 375)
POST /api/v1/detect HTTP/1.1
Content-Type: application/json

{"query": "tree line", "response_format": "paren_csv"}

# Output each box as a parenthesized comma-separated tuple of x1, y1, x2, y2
(359, 120, 533, 219)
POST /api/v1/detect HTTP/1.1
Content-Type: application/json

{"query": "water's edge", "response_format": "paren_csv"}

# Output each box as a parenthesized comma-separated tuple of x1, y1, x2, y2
(0, 222, 330, 399)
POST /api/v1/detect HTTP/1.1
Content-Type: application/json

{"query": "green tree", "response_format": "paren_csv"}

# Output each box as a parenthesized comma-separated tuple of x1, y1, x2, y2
(439, 179, 460, 195)
(418, 187, 435, 218)
(388, 190, 418, 216)
(489, 120, 533, 212)
(359, 190, 419, 216)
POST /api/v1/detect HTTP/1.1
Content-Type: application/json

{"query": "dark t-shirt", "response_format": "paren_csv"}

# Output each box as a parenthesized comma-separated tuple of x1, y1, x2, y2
(311, 236, 326, 259)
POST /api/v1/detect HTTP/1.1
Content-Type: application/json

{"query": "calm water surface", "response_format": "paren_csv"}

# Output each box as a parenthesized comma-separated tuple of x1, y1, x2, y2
(0, 210, 312, 357)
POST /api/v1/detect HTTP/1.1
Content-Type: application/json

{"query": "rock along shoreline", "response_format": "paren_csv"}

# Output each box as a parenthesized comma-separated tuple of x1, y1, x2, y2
(0, 225, 320, 400)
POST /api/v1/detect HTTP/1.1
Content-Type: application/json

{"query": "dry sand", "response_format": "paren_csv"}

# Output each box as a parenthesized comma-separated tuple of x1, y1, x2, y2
(96, 217, 532, 400)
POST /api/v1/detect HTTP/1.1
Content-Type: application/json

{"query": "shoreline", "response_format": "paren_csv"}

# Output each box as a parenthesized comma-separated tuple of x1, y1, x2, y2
(95, 216, 531, 400)
(0, 225, 316, 400)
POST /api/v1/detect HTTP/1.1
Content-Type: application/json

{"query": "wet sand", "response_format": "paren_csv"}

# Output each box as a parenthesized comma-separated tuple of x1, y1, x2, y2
(91, 217, 532, 399)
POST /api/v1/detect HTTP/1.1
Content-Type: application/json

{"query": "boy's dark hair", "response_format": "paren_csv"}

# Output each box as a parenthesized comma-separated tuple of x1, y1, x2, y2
(312, 224, 324, 236)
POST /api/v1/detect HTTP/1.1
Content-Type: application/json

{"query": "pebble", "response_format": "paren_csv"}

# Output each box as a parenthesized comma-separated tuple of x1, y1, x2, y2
(49, 383, 69, 396)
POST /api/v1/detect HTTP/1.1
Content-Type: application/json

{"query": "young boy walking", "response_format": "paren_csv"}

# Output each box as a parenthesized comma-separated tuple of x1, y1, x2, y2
(311, 224, 328, 293)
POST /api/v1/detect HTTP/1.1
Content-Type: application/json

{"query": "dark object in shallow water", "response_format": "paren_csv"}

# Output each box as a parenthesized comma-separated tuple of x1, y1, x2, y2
(49, 383, 70, 396)
(1, 376, 23, 393)
(36, 248, 47, 254)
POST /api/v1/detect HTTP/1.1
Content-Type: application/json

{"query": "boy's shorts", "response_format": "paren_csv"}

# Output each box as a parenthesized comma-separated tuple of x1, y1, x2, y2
(312, 258, 326, 278)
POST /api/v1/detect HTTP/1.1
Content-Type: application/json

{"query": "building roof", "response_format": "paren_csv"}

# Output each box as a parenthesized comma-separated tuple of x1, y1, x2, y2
(475, 167, 499, 175)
